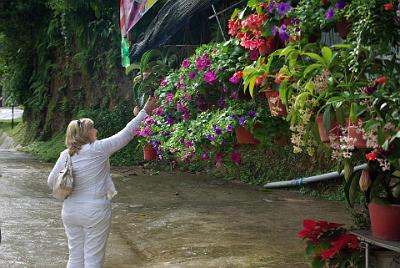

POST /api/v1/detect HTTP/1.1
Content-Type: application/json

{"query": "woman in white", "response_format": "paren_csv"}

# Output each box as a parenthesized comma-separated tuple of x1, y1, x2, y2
(47, 97, 158, 268)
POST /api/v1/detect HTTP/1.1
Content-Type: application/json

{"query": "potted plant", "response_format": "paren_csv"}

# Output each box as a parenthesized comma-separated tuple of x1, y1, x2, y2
(298, 219, 363, 267)
(345, 79, 400, 240)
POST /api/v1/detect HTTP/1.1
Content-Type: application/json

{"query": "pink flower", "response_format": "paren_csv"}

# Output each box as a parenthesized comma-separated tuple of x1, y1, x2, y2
(201, 152, 209, 160)
(203, 70, 217, 85)
(215, 152, 224, 168)
(250, 50, 259, 61)
(185, 140, 194, 147)
(189, 72, 196, 80)
(230, 152, 241, 165)
(182, 59, 190, 69)
(141, 127, 153, 137)
(153, 107, 164, 116)
(166, 93, 174, 101)
(229, 70, 243, 84)
(160, 79, 167, 87)
(134, 128, 140, 136)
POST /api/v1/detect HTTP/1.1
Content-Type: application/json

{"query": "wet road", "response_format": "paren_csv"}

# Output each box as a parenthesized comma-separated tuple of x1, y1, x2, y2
(0, 148, 352, 268)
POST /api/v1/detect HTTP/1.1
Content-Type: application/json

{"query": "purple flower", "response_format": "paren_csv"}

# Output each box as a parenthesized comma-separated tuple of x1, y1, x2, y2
(212, 124, 217, 130)
(239, 116, 246, 126)
(268, 1, 275, 13)
(222, 85, 228, 92)
(231, 114, 238, 120)
(160, 79, 167, 87)
(278, 24, 289, 42)
(166, 93, 174, 101)
(182, 59, 190, 69)
(248, 111, 256, 118)
(226, 125, 233, 132)
(203, 70, 217, 85)
(207, 134, 217, 142)
(325, 8, 335, 20)
(277, 2, 292, 15)
(217, 98, 225, 107)
(165, 116, 174, 125)
(215, 127, 222, 135)
(189, 72, 196, 80)
(335, 0, 346, 10)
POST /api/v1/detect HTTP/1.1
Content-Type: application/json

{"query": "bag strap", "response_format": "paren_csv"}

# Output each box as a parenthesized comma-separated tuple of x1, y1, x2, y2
(64, 151, 73, 169)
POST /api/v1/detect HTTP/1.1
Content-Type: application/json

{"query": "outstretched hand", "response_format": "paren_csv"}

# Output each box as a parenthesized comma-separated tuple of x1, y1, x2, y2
(133, 106, 140, 116)
(143, 96, 159, 115)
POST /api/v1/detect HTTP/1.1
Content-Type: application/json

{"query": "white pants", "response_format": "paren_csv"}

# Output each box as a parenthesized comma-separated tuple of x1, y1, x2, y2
(62, 199, 112, 268)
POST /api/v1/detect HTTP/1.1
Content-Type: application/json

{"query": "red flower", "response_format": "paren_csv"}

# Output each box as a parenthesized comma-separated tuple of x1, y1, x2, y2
(375, 76, 386, 84)
(319, 248, 337, 260)
(383, 3, 394, 10)
(230, 152, 241, 165)
(366, 152, 377, 161)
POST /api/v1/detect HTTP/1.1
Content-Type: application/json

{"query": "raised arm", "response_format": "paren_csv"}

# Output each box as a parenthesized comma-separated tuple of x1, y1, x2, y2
(95, 110, 147, 155)
(95, 96, 159, 155)
(47, 150, 68, 188)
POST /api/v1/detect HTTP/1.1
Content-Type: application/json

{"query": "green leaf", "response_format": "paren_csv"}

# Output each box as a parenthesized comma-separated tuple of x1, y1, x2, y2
(349, 103, 357, 123)
(303, 52, 325, 65)
(294, 92, 310, 108)
(345, 169, 361, 207)
(321, 47, 333, 66)
(303, 63, 323, 78)
(323, 106, 331, 137)
(231, 8, 239, 19)
(249, 77, 257, 98)
(311, 257, 325, 268)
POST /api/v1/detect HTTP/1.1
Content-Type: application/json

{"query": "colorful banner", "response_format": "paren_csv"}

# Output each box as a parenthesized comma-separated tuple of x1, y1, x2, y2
(120, 0, 159, 37)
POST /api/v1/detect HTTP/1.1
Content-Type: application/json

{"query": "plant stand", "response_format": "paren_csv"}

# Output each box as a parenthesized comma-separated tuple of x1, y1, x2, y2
(351, 230, 400, 268)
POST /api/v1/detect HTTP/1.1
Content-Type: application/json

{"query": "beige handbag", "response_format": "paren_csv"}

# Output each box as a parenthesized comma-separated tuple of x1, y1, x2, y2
(52, 152, 74, 200)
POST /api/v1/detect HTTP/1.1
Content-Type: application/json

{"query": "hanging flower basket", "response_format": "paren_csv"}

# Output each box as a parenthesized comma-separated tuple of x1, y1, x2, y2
(144, 145, 157, 161)
(347, 119, 367, 149)
(336, 19, 352, 39)
(235, 127, 259, 145)
(369, 202, 400, 241)
(264, 90, 287, 117)
(315, 114, 340, 143)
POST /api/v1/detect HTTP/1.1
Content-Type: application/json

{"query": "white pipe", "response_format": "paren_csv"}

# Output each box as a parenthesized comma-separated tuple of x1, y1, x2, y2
(263, 163, 367, 189)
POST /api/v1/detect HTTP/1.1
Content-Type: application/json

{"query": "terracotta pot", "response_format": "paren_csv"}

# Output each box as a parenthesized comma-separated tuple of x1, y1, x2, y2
(144, 145, 157, 161)
(347, 119, 367, 149)
(369, 202, 400, 241)
(336, 20, 352, 40)
(235, 127, 259, 145)
(264, 90, 287, 117)
(315, 114, 340, 143)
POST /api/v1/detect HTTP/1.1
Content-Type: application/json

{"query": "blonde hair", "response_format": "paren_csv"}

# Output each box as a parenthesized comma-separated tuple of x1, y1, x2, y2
(65, 118, 94, 156)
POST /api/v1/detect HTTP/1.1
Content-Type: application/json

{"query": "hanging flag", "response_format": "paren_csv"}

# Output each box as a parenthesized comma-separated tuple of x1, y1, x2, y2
(120, 0, 159, 37)
(120, 0, 159, 67)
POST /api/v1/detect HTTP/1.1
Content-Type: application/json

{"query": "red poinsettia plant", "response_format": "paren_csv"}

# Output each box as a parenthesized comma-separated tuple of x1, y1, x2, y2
(298, 219, 364, 268)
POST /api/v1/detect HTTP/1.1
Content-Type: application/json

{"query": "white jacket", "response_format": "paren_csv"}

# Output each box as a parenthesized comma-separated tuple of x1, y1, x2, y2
(47, 110, 147, 201)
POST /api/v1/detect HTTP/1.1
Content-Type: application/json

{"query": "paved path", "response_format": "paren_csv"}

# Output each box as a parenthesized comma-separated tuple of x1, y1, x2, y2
(0, 148, 352, 268)
(0, 108, 24, 120)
